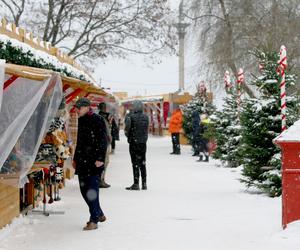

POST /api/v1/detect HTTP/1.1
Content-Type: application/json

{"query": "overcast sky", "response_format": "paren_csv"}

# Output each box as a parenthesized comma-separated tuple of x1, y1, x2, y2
(94, 55, 180, 96)
(93, 0, 190, 97)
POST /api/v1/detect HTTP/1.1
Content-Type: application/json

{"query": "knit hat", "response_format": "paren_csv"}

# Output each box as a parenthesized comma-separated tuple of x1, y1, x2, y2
(97, 102, 106, 111)
(132, 100, 143, 112)
(74, 98, 91, 108)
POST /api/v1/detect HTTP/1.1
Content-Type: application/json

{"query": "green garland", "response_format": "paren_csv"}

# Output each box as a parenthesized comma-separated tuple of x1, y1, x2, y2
(0, 40, 88, 82)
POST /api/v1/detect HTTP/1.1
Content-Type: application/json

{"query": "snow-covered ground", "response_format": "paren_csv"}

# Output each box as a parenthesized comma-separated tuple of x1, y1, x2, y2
(1, 134, 300, 250)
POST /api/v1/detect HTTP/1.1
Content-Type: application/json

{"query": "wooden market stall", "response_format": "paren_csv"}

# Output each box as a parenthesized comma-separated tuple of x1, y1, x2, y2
(120, 92, 192, 140)
(0, 20, 116, 228)
(0, 63, 113, 228)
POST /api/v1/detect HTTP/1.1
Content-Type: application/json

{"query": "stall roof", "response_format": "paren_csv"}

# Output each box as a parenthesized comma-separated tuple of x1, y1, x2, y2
(274, 119, 300, 142)
(4, 63, 109, 96)
(121, 95, 164, 104)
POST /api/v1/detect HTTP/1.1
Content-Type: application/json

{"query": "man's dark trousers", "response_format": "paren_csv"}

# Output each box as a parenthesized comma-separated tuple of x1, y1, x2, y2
(78, 173, 104, 223)
(171, 133, 180, 153)
(129, 142, 147, 184)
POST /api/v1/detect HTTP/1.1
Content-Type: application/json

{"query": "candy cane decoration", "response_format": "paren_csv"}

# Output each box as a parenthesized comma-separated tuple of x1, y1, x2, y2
(259, 63, 264, 72)
(237, 68, 244, 110)
(198, 81, 207, 95)
(278, 45, 287, 131)
(224, 71, 232, 91)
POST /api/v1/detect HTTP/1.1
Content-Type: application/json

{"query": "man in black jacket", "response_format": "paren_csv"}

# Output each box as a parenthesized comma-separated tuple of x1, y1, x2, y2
(125, 100, 149, 190)
(73, 98, 108, 230)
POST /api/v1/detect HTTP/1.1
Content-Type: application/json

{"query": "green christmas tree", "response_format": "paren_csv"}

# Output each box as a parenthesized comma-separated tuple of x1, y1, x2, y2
(239, 49, 299, 197)
(212, 90, 242, 168)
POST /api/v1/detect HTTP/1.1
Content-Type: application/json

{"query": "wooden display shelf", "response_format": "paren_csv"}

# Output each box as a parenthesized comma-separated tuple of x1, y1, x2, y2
(0, 173, 20, 186)
(0, 182, 20, 229)
(29, 162, 52, 174)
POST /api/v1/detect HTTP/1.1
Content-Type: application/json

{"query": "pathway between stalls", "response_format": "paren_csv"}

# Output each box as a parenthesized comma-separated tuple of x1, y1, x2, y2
(1, 134, 292, 250)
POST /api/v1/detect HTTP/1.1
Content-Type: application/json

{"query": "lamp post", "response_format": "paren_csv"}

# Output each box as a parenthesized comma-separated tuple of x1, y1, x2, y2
(174, 1, 189, 92)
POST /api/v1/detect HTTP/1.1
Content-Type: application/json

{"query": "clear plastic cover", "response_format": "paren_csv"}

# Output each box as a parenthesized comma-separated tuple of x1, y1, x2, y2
(0, 73, 63, 187)
(0, 60, 5, 111)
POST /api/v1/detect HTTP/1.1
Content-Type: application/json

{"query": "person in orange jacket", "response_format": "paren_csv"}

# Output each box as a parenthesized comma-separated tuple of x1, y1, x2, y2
(168, 104, 183, 155)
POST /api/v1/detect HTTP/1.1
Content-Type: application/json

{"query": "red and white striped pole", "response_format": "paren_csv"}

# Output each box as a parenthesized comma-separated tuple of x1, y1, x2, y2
(278, 45, 287, 132)
(224, 70, 232, 92)
(237, 68, 244, 111)
(198, 80, 207, 95)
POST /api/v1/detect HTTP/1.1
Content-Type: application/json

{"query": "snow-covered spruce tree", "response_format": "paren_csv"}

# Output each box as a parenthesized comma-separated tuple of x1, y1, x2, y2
(181, 89, 216, 143)
(239, 49, 299, 197)
(211, 90, 242, 168)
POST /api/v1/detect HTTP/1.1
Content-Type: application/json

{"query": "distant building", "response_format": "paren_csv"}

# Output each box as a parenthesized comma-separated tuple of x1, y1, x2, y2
(113, 92, 128, 100)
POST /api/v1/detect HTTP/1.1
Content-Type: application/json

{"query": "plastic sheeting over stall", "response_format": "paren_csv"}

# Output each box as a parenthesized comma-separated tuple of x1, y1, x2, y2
(0, 73, 62, 186)
(0, 60, 4, 111)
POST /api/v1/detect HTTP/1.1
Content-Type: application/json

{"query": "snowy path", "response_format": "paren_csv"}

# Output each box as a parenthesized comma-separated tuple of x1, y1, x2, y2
(1, 134, 300, 250)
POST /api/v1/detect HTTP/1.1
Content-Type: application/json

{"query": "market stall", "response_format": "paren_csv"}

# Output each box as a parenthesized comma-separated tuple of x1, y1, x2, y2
(120, 92, 192, 137)
(121, 95, 165, 136)
(0, 64, 112, 228)
(0, 17, 121, 228)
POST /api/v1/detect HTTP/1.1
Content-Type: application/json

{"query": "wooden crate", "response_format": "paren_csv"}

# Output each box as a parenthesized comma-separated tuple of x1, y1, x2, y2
(0, 182, 20, 229)
(64, 159, 75, 180)
(65, 168, 75, 180)
(180, 133, 189, 145)
(26, 180, 43, 208)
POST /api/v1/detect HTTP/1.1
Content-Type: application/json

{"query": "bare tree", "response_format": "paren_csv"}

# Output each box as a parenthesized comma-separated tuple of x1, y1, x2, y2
(0, 0, 177, 65)
(184, 0, 300, 97)
(0, 0, 25, 26)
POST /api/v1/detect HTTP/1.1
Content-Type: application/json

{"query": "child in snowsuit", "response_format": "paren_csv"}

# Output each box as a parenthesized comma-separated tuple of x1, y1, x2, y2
(197, 114, 210, 162)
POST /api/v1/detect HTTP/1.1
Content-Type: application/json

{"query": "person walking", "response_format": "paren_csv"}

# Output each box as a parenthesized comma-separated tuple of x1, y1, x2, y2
(191, 110, 201, 156)
(109, 112, 120, 154)
(168, 104, 183, 155)
(73, 98, 108, 230)
(97, 102, 112, 188)
(124, 100, 149, 190)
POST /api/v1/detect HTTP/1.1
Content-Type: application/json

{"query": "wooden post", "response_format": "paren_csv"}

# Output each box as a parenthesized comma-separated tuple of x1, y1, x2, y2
(50, 47, 58, 56)
(11, 23, 16, 33)
(65, 88, 83, 104)
(1, 18, 7, 28)
(18, 28, 25, 42)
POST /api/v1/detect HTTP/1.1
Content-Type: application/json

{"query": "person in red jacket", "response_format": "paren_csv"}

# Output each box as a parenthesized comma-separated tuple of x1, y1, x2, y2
(168, 104, 183, 155)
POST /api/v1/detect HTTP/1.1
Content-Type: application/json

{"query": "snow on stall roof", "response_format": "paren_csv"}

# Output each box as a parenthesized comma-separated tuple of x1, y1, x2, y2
(0, 34, 95, 84)
(274, 119, 300, 142)
(121, 95, 164, 103)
